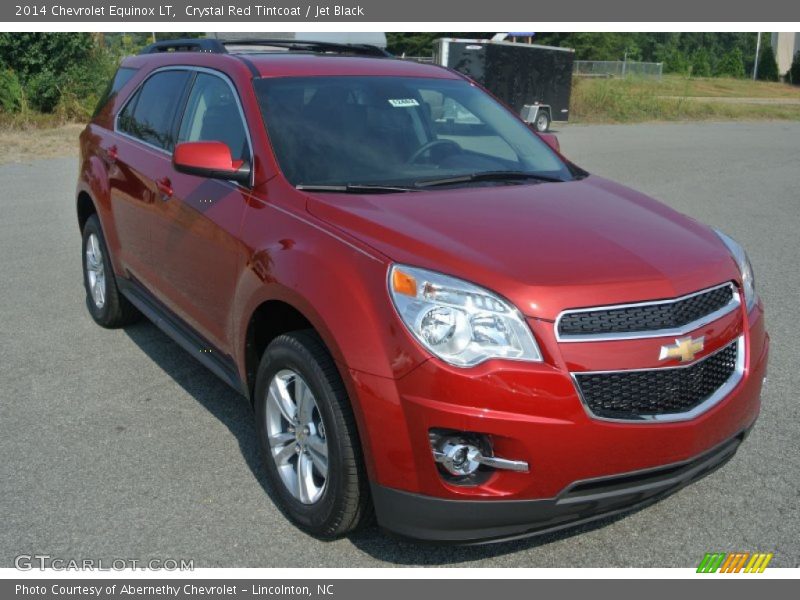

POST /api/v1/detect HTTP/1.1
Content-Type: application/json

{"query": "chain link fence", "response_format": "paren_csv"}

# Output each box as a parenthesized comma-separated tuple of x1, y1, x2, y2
(573, 60, 664, 79)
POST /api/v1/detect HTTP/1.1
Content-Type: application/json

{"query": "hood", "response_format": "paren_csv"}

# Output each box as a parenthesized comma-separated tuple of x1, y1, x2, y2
(304, 176, 739, 320)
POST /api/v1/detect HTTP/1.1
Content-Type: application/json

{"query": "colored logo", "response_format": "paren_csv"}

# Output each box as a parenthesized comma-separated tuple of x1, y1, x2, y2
(697, 552, 773, 573)
(660, 336, 705, 362)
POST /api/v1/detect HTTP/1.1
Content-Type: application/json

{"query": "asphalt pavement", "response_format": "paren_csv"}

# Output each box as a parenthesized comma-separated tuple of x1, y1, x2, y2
(1, 121, 798, 567)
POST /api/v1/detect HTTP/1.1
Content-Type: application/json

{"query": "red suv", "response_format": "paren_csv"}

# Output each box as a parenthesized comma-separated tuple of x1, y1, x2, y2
(77, 39, 768, 543)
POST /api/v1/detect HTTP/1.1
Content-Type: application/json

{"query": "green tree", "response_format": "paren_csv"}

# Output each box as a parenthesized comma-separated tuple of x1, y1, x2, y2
(756, 40, 780, 81)
(0, 69, 23, 112)
(690, 48, 712, 77)
(0, 33, 93, 82)
(665, 51, 690, 74)
(790, 51, 800, 85)
(716, 48, 746, 78)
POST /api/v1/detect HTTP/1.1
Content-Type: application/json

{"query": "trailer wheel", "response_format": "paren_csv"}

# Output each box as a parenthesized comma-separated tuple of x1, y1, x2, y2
(534, 109, 551, 132)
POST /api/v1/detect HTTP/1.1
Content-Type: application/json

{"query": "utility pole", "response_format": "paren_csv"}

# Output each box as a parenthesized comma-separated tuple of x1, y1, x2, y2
(753, 32, 761, 80)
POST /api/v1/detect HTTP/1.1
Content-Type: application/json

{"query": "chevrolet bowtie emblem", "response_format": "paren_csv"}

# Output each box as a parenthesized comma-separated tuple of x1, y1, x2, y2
(659, 336, 705, 362)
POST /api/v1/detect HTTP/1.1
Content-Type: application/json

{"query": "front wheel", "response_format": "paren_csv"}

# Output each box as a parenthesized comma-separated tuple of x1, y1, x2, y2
(254, 331, 371, 538)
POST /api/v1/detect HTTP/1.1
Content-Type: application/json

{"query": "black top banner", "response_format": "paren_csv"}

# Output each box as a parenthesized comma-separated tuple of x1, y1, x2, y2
(3, 0, 800, 22)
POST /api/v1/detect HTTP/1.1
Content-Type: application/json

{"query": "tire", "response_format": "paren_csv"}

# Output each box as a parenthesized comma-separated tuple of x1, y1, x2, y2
(81, 214, 140, 328)
(534, 109, 551, 132)
(254, 330, 371, 538)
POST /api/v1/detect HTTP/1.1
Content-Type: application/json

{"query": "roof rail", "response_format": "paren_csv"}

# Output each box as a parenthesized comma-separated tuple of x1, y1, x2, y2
(222, 39, 392, 57)
(139, 39, 227, 54)
(139, 38, 393, 58)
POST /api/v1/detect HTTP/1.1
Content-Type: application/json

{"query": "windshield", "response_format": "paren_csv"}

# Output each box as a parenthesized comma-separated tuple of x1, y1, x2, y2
(254, 76, 577, 189)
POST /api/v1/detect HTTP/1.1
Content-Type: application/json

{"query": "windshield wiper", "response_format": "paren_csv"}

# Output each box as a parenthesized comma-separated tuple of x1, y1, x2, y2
(415, 171, 565, 188)
(296, 183, 417, 194)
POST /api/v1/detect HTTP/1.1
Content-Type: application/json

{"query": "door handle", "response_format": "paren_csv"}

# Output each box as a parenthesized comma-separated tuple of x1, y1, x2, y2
(156, 177, 173, 199)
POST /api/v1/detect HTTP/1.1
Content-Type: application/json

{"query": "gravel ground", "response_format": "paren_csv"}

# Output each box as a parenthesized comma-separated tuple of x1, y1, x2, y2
(1, 121, 797, 568)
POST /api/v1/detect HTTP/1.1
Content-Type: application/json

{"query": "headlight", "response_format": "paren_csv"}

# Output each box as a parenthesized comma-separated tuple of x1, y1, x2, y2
(714, 229, 757, 311)
(388, 264, 542, 367)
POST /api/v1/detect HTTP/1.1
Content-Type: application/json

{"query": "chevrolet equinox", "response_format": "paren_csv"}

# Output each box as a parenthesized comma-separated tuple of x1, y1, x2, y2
(76, 39, 769, 543)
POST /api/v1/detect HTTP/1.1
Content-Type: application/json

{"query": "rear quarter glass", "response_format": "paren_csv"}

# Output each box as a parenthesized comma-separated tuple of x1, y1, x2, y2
(92, 66, 138, 118)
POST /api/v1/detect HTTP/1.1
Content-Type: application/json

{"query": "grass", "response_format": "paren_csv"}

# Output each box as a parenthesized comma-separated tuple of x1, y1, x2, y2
(570, 74, 800, 124)
(622, 74, 800, 99)
(0, 118, 82, 164)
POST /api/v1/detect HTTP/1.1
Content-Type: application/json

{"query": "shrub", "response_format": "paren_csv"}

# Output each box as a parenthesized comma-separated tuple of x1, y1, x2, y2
(0, 68, 23, 112)
(26, 69, 61, 112)
(690, 48, 712, 77)
(663, 48, 690, 75)
(716, 48, 746, 78)
(57, 50, 118, 119)
(790, 51, 800, 85)
(756, 42, 780, 81)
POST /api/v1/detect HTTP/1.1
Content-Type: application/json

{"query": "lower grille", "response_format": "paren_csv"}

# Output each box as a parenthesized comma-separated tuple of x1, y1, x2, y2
(574, 338, 741, 421)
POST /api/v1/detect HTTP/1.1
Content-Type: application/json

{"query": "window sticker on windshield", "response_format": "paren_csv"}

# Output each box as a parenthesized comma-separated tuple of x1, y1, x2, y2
(388, 99, 420, 108)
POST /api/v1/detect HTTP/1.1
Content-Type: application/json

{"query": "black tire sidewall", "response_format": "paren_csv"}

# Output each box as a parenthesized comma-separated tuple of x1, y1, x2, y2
(254, 335, 351, 535)
(81, 215, 113, 324)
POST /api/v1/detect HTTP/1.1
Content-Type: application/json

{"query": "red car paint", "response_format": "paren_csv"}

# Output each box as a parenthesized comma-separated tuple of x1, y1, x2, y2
(77, 49, 768, 539)
(173, 140, 246, 173)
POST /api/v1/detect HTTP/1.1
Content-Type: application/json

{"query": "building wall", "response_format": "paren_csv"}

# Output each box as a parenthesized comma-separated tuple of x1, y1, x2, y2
(771, 32, 800, 75)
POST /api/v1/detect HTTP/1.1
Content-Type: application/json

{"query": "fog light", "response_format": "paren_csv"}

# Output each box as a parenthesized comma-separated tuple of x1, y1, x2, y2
(430, 429, 529, 481)
(438, 440, 483, 476)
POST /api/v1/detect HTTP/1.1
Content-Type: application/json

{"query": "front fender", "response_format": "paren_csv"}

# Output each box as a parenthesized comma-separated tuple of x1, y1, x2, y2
(232, 198, 428, 384)
(231, 197, 431, 484)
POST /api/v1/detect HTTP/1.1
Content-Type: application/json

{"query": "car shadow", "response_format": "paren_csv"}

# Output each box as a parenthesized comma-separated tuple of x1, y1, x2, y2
(122, 319, 632, 565)
(122, 321, 282, 508)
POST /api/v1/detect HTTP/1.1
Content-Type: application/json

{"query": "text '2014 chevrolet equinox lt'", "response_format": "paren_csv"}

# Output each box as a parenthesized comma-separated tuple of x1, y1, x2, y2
(76, 38, 769, 543)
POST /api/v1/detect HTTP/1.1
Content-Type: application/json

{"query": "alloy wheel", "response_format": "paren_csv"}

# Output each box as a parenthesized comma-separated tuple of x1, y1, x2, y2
(85, 233, 106, 309)
(265, 369, 329, 504)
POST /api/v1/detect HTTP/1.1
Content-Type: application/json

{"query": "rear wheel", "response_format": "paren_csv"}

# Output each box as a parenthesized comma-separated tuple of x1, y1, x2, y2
(81, 214, 140, 328)
(254, 331, 371, 538)
(534, 109, 551, 132)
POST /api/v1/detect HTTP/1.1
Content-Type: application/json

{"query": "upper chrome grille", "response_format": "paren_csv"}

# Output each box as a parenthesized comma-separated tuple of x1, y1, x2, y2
(556, 282, 739, 342)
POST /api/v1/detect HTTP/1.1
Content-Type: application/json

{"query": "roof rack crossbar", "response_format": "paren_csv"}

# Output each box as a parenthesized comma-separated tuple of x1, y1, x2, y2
(139, 39, 228, 55)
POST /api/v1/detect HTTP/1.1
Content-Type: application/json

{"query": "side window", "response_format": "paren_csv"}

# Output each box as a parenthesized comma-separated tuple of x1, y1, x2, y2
(178, 73, 250, 163)
(117, 70, 191, 151)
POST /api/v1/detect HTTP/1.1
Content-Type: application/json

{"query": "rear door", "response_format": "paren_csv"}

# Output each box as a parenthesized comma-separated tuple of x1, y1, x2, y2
(110, 69, 192, 288)
(146, 69, 253, 354)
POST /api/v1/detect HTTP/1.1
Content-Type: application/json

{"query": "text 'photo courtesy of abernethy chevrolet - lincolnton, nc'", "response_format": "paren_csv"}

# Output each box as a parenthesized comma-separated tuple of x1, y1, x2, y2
(75, 37, 768, 543)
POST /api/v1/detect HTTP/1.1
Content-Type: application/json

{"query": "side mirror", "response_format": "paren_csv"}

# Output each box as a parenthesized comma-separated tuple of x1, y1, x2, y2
(173, 141, 251, 185)
(538, 133, 560, 153)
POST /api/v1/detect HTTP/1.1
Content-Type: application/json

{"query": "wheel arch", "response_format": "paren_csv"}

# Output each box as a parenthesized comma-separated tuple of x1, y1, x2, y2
(240, 291, 385, 482)
(76, 190, 97, 233)
(244, 298, 315, 399)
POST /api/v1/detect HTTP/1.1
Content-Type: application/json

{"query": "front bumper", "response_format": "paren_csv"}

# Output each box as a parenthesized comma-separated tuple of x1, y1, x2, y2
(347, 302, 768, 542)
(371, 428, 749, 543)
